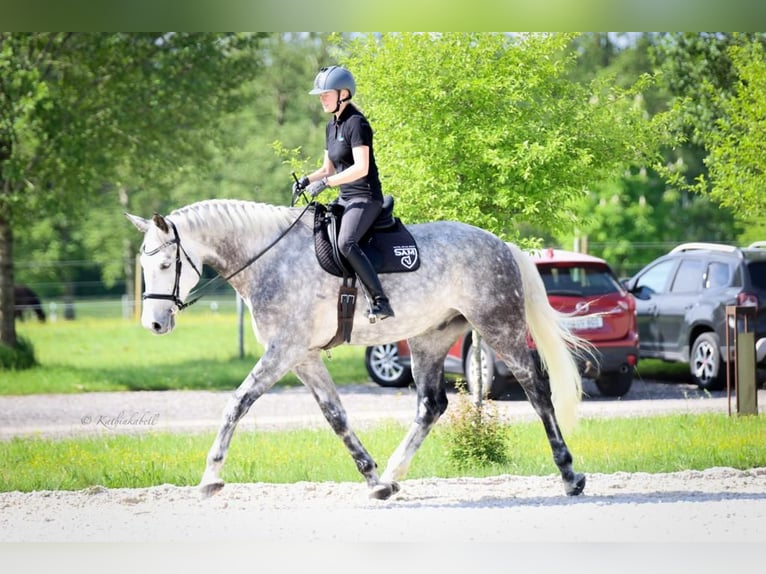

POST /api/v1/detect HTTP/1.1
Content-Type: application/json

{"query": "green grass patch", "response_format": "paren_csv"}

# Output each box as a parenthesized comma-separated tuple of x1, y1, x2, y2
(2, 413, 763, 492)
(7, 313, 369, 394)
(635, 358, 694, 382)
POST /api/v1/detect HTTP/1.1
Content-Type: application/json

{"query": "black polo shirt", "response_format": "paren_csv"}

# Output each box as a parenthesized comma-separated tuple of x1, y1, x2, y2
(325, 105, 383, 201)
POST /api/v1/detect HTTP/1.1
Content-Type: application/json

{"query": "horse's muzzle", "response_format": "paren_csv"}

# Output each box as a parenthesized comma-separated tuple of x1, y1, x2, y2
(143, 311, 175, 335)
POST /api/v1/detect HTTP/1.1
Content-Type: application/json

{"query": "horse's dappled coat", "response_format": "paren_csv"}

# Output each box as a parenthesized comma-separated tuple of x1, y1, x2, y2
(128, 199, 588, 500)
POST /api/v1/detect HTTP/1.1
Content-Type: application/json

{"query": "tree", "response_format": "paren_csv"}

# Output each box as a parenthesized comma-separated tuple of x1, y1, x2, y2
(0, 33, 263, 353)
(550, 34, 743, 274)
(702, 39, 766, 223)
(651, 33, 766, 244)
(342, 33, 677, 241)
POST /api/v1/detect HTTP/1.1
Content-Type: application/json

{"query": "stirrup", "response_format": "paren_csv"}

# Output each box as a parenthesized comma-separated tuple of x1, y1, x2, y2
(368, 298, 395, 323)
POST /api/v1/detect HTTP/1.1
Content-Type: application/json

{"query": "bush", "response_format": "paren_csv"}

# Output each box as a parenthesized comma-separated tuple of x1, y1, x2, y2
(0, 337, 37, 370)
(445, 382, 509, 469)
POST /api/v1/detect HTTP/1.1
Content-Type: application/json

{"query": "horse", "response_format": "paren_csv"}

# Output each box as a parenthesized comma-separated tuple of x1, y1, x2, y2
(14, 284, 46, 322)
(126, 199, 588, 500)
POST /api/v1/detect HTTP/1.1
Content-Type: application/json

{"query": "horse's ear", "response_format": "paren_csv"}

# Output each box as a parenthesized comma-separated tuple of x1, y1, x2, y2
(125, 213, 150, 233)
(152, 213, 170, 234)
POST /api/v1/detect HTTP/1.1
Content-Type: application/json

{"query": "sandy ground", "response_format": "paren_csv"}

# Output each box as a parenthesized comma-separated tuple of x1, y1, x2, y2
(1, 379, 764, 547)
(1, 467, 765, 543)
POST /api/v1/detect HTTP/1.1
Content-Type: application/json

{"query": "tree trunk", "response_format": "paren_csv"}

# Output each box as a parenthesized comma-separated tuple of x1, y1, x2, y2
(119, 186, 136, 319)
(0, 215, 18, 348)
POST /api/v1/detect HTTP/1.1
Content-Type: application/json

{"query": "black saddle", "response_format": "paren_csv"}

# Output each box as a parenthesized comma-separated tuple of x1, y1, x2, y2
(313, 196, 420, 278)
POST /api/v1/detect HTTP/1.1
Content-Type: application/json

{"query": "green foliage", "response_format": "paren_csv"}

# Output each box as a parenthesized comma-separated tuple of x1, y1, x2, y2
(343, 33, 675, 240)
(555, 33, 743, 275)
(1, 33, 266, 346)
(702, 40, 766, 220)
(652, 33, 766, 237)
(0, 336, 36, 370)
(651, 33, 766, 148)
(445, 384, 509, 469)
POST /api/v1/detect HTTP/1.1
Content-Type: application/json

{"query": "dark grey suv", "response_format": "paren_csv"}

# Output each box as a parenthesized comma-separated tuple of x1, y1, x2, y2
(625, 242, 766, 390)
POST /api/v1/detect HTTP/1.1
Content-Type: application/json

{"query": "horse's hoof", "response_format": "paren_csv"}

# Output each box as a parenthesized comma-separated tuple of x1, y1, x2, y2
(565, 473, 586, 496)
(369, 481, 400, 500)
(199, 481, 225, 498)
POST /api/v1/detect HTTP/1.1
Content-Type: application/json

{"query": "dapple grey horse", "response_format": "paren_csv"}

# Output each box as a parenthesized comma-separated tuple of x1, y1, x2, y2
(127, 199, 587, 500)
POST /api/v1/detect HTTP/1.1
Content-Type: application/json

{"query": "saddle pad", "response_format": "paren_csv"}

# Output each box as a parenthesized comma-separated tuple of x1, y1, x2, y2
(313, 204, 420, 278)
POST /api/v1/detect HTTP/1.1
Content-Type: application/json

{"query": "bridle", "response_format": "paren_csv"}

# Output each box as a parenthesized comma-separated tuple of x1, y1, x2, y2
(141, 201, 314, 312)
(141, 220, 202, 312)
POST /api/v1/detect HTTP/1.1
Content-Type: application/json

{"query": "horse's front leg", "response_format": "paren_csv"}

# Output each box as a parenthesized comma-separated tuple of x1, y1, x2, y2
(292, 356, 397, 499)
(199, 354, 289, 498)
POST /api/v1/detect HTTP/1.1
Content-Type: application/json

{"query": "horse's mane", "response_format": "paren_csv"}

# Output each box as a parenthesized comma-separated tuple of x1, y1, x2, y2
(169, 199, 298, 234)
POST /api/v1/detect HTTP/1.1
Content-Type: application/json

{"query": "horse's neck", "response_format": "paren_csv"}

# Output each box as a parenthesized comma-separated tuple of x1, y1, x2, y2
(170, 200, 298, 279)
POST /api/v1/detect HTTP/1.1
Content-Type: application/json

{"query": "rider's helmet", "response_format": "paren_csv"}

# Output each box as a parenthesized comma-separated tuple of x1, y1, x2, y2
(309, 66, 356, 97)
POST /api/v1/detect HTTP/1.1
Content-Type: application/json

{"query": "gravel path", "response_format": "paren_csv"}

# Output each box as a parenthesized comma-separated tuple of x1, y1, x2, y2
(1, 377, 763, 440)
(1, 378, 764, 544)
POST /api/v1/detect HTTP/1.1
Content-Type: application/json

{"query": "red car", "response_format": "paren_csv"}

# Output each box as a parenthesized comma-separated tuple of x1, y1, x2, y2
(365, 248, 639, 397)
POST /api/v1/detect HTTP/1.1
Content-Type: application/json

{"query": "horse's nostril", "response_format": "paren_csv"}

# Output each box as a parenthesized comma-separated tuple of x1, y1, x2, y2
(152, 322, 162, 332)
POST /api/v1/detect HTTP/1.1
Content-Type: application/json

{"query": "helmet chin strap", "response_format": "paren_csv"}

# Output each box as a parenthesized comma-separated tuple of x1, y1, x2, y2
(332, 90, 352, 114)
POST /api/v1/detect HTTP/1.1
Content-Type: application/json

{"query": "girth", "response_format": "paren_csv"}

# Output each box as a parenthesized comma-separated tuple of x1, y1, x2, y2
(312, 196, 419, 350)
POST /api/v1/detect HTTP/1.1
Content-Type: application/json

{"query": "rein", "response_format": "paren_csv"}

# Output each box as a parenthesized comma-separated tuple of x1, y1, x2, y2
(144, 202, 314, 311)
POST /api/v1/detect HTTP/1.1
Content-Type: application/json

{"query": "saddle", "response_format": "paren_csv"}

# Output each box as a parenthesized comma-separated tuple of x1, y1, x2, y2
(313, 196, 420, 278)
(312, 196, 420, 349)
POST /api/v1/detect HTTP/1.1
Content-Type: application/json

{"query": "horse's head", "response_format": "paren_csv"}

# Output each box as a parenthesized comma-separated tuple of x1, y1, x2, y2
(126, 212, 203, 335)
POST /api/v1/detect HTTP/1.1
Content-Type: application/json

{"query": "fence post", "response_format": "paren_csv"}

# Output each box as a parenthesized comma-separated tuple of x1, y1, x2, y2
(237, 294, 245, 359)
(133, 255, 142, 322)
(725, 305, 758, 416)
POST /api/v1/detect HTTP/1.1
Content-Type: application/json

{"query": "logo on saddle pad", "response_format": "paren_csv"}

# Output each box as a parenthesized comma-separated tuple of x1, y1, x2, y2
(393, 245, 418, 269)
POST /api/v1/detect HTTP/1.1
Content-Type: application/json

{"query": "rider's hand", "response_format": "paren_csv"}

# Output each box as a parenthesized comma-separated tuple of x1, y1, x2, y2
(306, 177, 329, 198)
(292, 175, 310, 196)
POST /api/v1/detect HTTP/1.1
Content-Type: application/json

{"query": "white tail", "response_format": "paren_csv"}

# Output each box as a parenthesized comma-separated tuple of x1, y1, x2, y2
(507, 243, 587, 433)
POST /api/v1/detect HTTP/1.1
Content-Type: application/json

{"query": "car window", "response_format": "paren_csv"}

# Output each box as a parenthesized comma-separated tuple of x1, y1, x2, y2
(746, 261, 766, 290)
(539, 265, 621, 296)
(634, 259, 675, 295)
(705, 261, 731, 289)
(670, 258, 705, 293)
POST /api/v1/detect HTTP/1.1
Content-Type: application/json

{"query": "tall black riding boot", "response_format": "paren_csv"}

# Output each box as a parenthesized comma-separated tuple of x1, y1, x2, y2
(345, 244, 395, 320)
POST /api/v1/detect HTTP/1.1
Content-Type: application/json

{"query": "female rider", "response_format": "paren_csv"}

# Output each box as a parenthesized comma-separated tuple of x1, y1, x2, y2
(294, 66, 395, 320)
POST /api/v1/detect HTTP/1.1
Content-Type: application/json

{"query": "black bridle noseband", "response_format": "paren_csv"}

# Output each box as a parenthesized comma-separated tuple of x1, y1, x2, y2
(142, 220, 202, 312)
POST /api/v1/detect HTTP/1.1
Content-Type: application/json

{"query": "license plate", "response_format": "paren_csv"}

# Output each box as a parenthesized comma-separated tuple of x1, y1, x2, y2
(561, 315, 603, 331)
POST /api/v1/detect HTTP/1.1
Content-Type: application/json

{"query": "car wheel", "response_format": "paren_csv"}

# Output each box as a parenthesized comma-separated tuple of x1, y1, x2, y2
(465, 342, 508, 400)
(365, 344, 413, 388)
(690, 332, 726, 391)
(595, 368, 634, 397)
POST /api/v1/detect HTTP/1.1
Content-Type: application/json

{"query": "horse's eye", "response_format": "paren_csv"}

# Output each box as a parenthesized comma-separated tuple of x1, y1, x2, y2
(159, 261, 172, 271)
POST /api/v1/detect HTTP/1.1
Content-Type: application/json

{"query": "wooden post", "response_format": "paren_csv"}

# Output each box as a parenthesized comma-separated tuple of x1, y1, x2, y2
(134, 255, 142, 322)
(726, 305, 758, 416)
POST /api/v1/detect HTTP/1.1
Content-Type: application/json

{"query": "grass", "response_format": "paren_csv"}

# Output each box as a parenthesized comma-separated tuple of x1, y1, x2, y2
(6, 312, 369, 394)
(8, 308, 702, 395)
(1, 413, 764, 492)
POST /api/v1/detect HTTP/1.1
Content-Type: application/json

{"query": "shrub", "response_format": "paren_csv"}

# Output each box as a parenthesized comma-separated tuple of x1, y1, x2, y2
(0, 337, 37, 370)
(445, 382, 509, 469)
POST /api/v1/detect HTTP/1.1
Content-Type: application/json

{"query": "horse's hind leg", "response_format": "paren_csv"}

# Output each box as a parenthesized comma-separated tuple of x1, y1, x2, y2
(522, 371, 585, 495)
(494, 334, 586, 496)
(292, 355, 393, 497)
(378, 318, 467, 491)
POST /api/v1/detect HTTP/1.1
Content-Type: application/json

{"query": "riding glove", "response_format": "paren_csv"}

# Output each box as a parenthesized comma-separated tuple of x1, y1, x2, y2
(306, 177, 329, 198)
(292, 175, 310, 196)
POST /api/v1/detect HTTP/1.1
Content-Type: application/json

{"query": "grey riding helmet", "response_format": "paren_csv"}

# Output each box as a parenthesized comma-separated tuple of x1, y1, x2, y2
(309, 66, 356, 97)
